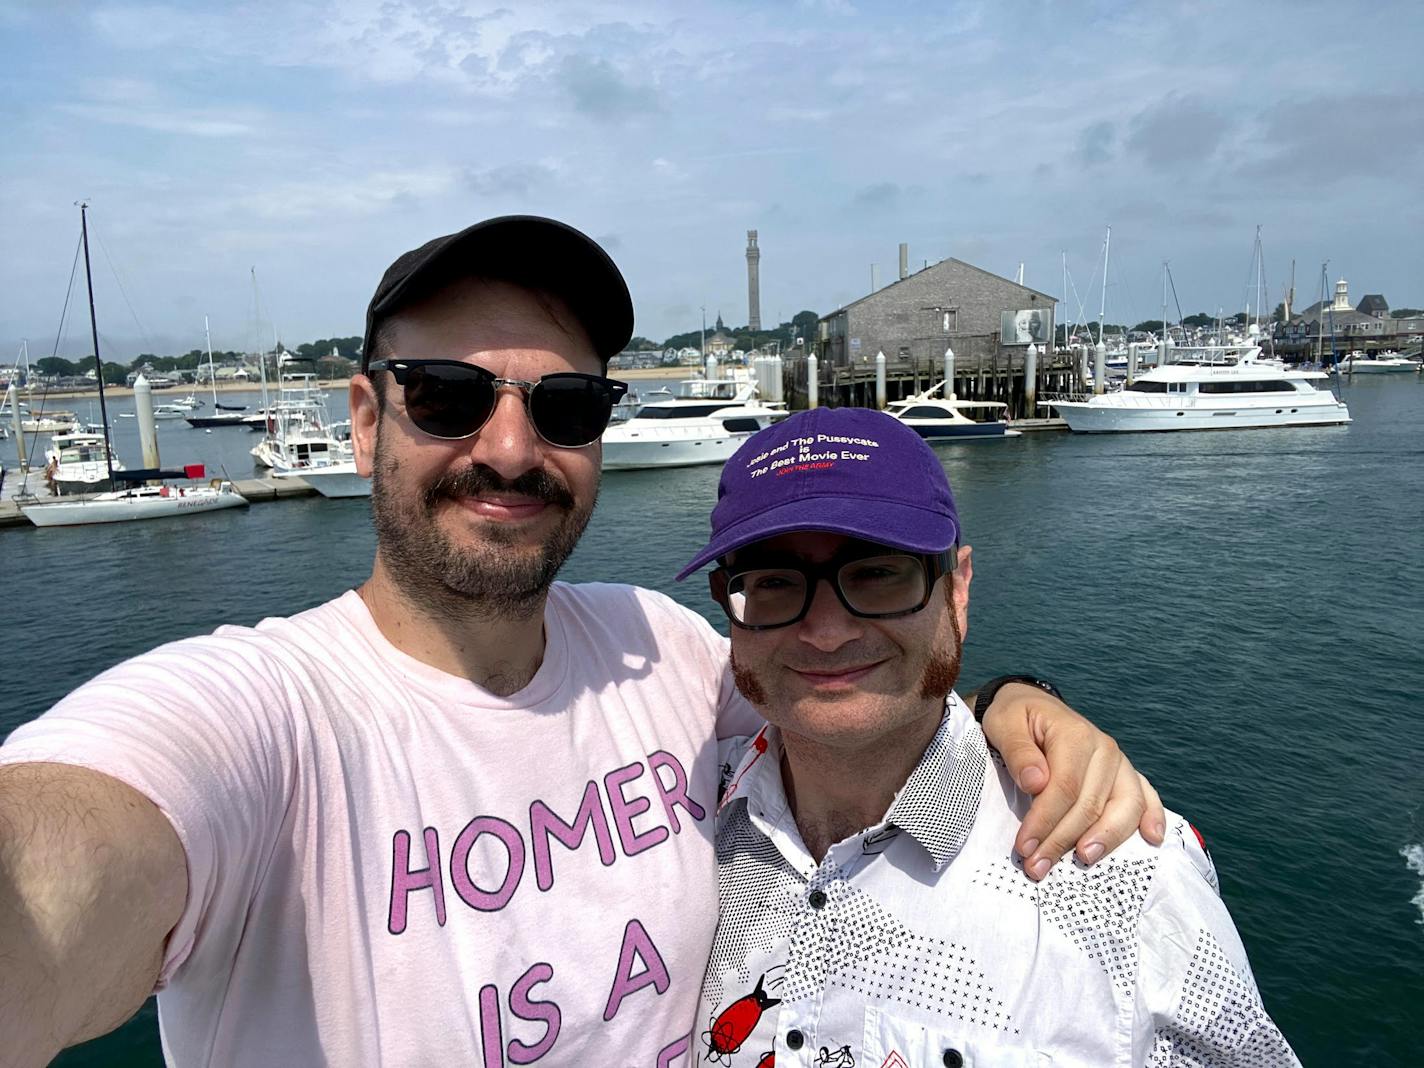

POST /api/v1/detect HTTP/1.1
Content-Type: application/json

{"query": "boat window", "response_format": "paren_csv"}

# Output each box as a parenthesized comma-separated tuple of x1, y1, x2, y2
(635, 403, 735, 419)
(901, 406, 951, 418)
(1127, 380, 1169, 392)
(722, 417, 763, 432)
(1197, 380, 1297, 394)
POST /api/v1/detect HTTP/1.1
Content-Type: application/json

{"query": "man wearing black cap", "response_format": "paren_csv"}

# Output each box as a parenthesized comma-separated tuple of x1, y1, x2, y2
(0, 217, 1160, 1066)
(686, 407, 1297, 1066)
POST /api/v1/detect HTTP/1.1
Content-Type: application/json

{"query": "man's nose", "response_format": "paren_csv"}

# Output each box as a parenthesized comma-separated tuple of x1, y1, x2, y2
(464, 386, 542, 480)
(795, 577, 862, 652)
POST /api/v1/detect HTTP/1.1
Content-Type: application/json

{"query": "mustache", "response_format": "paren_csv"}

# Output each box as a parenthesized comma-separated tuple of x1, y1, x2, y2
(422, 464, 576, 511)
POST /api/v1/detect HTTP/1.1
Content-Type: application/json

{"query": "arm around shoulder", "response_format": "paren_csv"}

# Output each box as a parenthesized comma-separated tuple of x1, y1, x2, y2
(0, 762, 186, 1068)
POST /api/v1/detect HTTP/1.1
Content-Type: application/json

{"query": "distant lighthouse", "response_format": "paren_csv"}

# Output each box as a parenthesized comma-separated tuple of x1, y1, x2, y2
(746, 230, 761, 331)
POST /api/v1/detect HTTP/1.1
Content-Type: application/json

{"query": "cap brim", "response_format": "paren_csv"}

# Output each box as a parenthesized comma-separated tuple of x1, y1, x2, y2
(674, 495, 960, 580)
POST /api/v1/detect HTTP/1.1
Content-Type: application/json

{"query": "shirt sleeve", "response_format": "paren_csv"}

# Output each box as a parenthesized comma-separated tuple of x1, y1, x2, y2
(0, 631, 298, 989)
(1136, 817, 1301, 1066)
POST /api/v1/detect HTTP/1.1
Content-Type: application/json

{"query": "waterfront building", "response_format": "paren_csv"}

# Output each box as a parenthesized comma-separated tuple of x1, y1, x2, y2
(1276, 279, 1424, 355)
(817, 254, 1055, 370)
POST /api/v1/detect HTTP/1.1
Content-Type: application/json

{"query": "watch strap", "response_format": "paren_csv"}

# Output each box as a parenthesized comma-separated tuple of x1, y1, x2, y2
(972, 675, 1064, 723)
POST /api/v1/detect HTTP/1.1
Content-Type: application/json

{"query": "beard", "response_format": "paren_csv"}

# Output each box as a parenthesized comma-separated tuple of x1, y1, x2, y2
(370, 429, 596, 619)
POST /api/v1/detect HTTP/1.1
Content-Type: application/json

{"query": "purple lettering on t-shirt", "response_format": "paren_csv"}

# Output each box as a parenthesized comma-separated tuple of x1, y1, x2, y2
(602, 918, 671, 1022)
(507, 962, 560, 1064)
(647, 750, 707, 834)
(603, 762, 670, 857)
(657, 1036, 692, 1068)
(479, 983, 504, 1068)
(451, 816, 526, 913)
(387, 827, 446, 935)
(530, 781, 617, 892)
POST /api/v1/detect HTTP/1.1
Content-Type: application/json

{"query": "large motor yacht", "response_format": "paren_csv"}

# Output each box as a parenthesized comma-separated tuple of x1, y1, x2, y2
(600, 376, 788, 470)
(1341, 350, 1419, 374)
(885, 381, 1018, 440)
(1046, 346, 1351, 433)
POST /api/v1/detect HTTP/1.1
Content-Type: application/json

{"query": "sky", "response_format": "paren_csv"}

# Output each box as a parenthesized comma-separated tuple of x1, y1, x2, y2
(3, 0, 1422, 362)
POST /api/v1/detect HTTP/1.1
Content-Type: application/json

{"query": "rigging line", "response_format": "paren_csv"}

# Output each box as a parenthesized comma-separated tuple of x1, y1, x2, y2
(91, 216, 154, 353)
(1166, 263, 1185, 328)
(49, 231, 84, 360)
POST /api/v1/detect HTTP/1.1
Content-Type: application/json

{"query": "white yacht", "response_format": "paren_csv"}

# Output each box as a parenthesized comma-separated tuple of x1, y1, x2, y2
(600, 377, 788, 470)
(20, 410, 79, 434)
(1341, 350, 1418, 374)
(275, 460, 370, 498)
(154, 403, 190, 420)
(885, 382, 1019, 441)
(1046, 346, 1351, 433)
(24, 480, 247, 526)
(250, 374, 343, 472)
(42, 430, 126, 494)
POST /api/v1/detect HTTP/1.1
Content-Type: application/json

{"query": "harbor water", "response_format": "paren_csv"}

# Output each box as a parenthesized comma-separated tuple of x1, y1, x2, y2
(2, 377, 1421, 1064)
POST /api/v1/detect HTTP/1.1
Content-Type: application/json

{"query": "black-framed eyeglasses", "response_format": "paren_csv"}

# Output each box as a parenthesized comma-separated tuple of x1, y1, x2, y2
(367, 358, 628, 449)
(709, 546, 956, 630)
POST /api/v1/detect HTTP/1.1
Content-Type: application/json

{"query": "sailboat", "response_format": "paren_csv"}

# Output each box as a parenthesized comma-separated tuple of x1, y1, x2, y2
(185, 317, 252, 427)
(22, 204, 248, 528)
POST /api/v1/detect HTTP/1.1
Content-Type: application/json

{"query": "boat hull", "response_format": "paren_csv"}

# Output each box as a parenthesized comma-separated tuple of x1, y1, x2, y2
(1343, 364, 1417, 374)
(24, 488, 248, 527)
(1048, 400, 1352, 433)
(284, 467, 370, 498)
(601, 433, 754, 470)
(185, 414, 251, 428)
(902, 422, 1009, 441)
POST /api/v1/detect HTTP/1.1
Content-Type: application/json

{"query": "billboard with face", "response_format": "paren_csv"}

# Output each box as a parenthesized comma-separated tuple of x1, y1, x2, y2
(1001, 308, 1052, 345)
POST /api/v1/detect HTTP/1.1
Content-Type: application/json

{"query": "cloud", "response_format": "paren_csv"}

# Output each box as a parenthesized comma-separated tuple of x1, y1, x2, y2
(55, 102, 256, 138)
(463, 162, 556, 197)
(1246, 91, 1424, 181)
(1126, 94, 1232, 169)
(851, 182, 911, 210)
(557, 54, 659, 120)
(1075, 121, 1116, 165)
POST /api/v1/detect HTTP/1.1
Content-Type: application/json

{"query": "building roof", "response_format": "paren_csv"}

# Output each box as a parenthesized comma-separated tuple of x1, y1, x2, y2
(824, 257, 1056, 317)
(1357, 294, 1389, 315)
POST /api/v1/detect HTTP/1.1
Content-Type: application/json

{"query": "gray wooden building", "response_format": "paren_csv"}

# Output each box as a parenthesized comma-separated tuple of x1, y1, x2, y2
(818, 258, 1056, 370)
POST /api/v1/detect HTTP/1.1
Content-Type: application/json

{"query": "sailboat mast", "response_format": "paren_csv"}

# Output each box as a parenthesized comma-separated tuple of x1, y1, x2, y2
(79, 203, 115, 483)
(1098, 226, 1110, 346)
(205, 315, 218, 407)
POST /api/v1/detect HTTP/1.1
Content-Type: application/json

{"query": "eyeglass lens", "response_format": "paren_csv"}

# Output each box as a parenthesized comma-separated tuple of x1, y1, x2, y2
(726, 555, 929, 627)
(401, 364, 616, 447)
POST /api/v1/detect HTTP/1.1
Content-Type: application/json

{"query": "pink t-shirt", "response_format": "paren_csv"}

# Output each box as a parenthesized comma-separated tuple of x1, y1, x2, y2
(0, 583, 758, 1066)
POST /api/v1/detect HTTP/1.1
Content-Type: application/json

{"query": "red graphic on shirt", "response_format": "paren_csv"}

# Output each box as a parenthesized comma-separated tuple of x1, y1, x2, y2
(702, 973, 781, 1063)
(1189, 822, 1208, 852)
(755, 1054, 775, 1068)
(878, 1054, 908, 1068)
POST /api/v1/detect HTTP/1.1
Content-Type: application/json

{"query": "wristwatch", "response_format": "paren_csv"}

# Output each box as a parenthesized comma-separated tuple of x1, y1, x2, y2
(972, 675, 1064, 723)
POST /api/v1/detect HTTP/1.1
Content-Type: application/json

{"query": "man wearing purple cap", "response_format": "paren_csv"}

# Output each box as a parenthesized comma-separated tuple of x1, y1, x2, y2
(684, 407, 1297, 1066)
(2, 218, 1160, 1067)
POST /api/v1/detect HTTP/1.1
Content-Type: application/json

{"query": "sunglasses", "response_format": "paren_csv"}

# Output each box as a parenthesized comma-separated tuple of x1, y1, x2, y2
(368, 359, 628, 449)
(710, 547, 956, 630)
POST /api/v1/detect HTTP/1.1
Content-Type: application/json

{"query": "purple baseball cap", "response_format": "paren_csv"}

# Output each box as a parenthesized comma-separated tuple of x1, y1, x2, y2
(675, 407, 960, 580)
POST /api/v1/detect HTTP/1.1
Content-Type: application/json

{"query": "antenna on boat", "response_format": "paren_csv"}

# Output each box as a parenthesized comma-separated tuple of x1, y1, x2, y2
(76, 200, 115, 486)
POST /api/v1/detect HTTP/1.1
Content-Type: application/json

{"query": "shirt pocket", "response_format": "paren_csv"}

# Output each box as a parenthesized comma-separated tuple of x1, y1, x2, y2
(863, 1006, 1052, 1067)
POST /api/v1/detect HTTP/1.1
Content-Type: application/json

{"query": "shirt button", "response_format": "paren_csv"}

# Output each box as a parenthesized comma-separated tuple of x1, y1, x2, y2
(808, 889, 828, 909)
(786, 1029, 805, 1050)
(943, 1050, 964, 1067)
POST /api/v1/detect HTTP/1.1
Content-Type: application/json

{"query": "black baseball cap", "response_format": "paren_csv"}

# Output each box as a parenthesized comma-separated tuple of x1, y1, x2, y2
(361, 215, 634, 371)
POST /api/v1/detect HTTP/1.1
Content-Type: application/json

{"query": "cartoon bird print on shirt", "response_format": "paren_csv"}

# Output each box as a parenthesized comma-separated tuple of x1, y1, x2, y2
(702, 973, 781, 1064)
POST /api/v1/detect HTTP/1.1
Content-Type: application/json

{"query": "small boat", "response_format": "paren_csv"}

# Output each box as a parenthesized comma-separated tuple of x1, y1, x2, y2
(154, 403, 189, 420)
(1341, 350, 1419, 374)
(885, 382, 1019, 440)
(20, 411, 80, 434)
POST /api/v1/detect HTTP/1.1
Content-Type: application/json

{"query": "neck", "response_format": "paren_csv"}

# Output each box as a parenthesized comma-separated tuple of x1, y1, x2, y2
(778, 702, 943, 863)
(360, 555, 548, 697)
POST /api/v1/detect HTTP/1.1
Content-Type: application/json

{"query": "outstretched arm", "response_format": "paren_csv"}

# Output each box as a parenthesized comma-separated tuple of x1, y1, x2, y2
(0, 762, 186, 1068)
(977, 682, 1165, 881)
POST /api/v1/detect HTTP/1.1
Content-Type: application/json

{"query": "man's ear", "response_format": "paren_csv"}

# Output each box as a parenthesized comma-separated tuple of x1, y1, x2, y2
(948, 544, 972, 634)
(350, 374, 380, 477)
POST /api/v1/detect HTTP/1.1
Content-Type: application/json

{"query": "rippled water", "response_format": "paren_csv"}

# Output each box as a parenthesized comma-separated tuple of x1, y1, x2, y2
(3, 377, 1421, 1064)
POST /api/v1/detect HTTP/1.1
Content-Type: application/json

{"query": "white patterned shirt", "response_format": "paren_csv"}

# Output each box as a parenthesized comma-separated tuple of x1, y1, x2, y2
(696, 694, 1298, 1068)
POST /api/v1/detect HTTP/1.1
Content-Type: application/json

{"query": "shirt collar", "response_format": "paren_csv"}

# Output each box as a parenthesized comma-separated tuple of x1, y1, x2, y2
(719, 694, 987, 871)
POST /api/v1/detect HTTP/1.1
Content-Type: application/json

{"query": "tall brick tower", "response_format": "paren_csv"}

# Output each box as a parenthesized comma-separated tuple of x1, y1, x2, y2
(746, 230, 761, 331)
